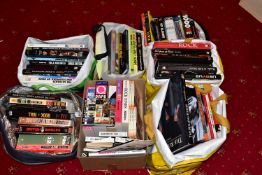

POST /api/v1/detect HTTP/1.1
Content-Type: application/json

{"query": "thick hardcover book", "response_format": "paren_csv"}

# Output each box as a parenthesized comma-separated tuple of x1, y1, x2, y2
(17, 134, 71, 145)
(158, 74, 193, 153)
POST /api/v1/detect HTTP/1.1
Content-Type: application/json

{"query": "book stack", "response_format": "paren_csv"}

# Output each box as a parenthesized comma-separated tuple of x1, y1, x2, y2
(141, 11, 202, 45)
(6, 92, 76, 154)
(152, 42, 221, 81)
(107, 29, 144, 75)
(81, 80, 149, 157)
(22, 43, 89, 84)
(158, 74, 221, 153)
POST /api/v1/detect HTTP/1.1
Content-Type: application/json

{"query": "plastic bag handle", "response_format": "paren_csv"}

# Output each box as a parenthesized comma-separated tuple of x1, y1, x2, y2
(210, 94, 230, 133)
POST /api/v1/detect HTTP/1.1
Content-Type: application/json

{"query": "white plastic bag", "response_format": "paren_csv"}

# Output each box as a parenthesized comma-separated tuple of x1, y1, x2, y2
(95, 22, 146, 80)
(146, 77, 228, 168)
(146, 40, 224, 86)
(17, 35, 96, 91)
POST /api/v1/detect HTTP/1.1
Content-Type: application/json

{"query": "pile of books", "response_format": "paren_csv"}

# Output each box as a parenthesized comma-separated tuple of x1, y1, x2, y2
(107, 29, 144, 75)
(22, 43, 89, 84)
(142, 11, 201, 45)
(152, 42, 221, 81)
(81, 80, 150, 157)
(159, 74, 221, 153)
(6, 92, 76, 154)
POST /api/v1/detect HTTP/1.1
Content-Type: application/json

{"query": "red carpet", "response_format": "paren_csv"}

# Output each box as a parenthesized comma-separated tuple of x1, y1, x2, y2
(0, 0, 261, 174)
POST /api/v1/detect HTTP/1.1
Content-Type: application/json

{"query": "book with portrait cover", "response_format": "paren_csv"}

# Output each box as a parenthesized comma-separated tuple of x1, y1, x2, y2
(158, 74, 194, 154)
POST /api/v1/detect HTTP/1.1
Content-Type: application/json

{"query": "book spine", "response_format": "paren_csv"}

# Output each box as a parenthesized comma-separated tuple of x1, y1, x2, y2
(195, 89, 209, 141)
(29, 60, 84, 66)
(181, 13, 194, 38)
(26, 64, 81, 71)
(25, 48, 88, 59)
(152, 48, 211, 56)
(158, 17, 167, 40)
(164, 17, 178, 40)
(205, 94, 217, 139)
(88, 150, 146, 157)
(7, 110, 70, 120)
(184, 74, 222, 80)
(27, 43, 87, 49)
(132, 32, 138, 74)
(181, 76, 194, 143)
(21, 75, 76, 84)
(115, 32, 120, 73)
(153, 42, 212, 50)
(136, 32, 144, 71)
(9, 97, 67, 107)
(16, 144, 71, 153)
(141, 12, 149, 46)
(95, 81, 108, 124)
(110, 30, 116, 74)
(18, 117, 73, 127)
(26, 57, 86, 62)
(17, 134, 71, 145)
(128, 29, 135, 74)
(115, 80, 123, 123)
(8, 92, 61, 100)
(122, 30, 129, 74)
(154, 55, 213, 65)
(201, 94, 215, 139)
(157, 63, 217, 74)
(17, 126, 73, 134)
(122, 80, 129, 123)
(22, 69, 78, 76)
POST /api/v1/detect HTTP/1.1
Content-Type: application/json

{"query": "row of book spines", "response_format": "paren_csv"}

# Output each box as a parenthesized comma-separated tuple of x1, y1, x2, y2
(109, 29, 144, 75)
(84, 80, 136, 124)
(142, 11, 199, 45)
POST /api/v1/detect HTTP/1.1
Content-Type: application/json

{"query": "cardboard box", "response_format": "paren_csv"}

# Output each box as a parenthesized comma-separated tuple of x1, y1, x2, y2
(77, 79, 149, 170)
(239, 0, 262, 23)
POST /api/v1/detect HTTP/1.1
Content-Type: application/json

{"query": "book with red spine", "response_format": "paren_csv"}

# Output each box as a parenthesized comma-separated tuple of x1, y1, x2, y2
(115, 80, 123, 123)
(153, 42, 212, 50)
(201, 94, 216, 139)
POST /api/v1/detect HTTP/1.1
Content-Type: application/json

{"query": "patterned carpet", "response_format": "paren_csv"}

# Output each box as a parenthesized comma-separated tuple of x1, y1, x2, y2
(0, 0, 261, 174)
